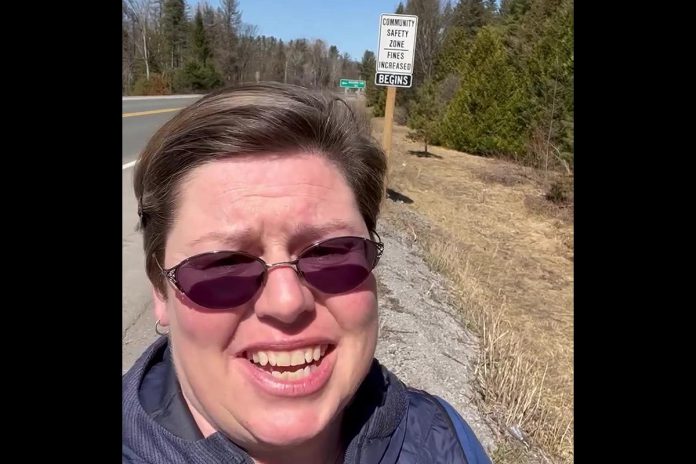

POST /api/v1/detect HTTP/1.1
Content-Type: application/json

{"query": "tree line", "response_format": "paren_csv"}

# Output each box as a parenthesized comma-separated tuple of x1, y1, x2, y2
(122, 0, 361, 95)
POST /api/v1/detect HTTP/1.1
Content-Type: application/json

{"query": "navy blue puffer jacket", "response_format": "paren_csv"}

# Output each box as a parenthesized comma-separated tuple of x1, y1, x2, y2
(123, 337, 491, 463)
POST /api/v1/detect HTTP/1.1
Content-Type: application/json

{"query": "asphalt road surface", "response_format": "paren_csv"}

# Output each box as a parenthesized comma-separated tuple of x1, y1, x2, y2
(122, 95, 201, 372)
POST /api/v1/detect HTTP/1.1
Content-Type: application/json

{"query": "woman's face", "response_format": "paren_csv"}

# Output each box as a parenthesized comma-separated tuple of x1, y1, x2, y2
(153, 153, 379, 448)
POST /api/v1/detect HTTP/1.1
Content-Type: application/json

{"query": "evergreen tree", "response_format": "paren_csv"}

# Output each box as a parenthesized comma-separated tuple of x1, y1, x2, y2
(174, 8, 222, 92)
(408, 79, 443, 153)
(439, 27, 528, 156)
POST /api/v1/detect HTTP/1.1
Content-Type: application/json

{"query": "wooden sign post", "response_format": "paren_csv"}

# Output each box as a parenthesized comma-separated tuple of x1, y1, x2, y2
(382, 86, 397, 158)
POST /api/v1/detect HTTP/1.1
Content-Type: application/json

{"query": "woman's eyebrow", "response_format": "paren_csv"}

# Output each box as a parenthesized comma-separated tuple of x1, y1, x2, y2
(186, 228, 257, 249)
(186, 220, 361, 250)
(290, 220, 359, 242)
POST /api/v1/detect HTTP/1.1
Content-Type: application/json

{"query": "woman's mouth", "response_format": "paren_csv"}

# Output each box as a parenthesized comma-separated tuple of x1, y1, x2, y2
(239, 344, 336, 396)
(246, 344, 332, 380)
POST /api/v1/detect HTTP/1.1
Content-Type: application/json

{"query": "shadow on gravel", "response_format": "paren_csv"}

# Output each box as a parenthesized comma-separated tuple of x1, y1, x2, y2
(408, 150, 443, 159)
(386, 188, 414, 204)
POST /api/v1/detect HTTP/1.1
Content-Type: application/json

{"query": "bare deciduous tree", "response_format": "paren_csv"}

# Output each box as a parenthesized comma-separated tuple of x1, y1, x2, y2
(234, 23, 259, 82)
(125, 0, 153, 80)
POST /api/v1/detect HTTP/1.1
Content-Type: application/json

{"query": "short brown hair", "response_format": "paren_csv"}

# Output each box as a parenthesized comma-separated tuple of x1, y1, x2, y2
(133, 82, 387, 295)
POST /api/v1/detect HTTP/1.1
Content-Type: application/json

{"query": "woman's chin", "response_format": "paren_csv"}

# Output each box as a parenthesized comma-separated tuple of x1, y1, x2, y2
(252, 424, 321, 447)
(246, 412, 330, 447)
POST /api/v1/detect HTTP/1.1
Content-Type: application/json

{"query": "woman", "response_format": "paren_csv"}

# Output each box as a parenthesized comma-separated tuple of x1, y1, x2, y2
(123, 82, 491, 464)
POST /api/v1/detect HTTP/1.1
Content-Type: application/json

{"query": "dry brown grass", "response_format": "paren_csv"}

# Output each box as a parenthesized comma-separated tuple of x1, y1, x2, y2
(374, 118, 574, 463)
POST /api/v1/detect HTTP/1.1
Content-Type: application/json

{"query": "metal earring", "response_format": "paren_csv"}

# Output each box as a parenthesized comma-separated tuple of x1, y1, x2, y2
(155, 319, 170, 336)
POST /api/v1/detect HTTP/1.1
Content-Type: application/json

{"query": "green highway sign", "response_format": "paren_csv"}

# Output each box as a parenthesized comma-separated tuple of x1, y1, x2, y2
(339, 79, 366, 89)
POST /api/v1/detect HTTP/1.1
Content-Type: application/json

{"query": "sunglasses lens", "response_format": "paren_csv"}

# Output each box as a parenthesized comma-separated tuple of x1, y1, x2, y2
(298, 237, 379, 294)
(176, 252, 266, 309)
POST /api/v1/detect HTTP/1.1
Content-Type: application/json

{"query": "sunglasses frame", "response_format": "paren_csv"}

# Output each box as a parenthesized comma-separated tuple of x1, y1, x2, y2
(154, 232, 384, 305)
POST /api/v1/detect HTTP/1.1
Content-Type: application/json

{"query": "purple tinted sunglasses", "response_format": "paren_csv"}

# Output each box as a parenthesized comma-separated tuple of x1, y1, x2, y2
(155, 233, 384, 310)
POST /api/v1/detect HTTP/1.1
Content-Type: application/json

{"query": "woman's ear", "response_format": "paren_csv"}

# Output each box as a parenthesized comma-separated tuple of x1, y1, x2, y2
(152, 286, 169, 326)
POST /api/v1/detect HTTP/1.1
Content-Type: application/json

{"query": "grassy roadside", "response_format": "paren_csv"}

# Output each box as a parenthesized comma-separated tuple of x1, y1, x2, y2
(373, 117, 574, 463)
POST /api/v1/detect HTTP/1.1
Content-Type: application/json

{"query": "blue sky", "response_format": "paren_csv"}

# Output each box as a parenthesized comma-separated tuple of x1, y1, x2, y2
(212, 0, 403, 60)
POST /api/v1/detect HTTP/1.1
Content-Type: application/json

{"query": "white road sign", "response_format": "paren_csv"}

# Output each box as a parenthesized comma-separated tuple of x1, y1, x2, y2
(377, 14, 418, 75)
